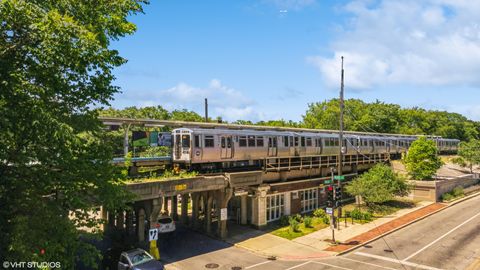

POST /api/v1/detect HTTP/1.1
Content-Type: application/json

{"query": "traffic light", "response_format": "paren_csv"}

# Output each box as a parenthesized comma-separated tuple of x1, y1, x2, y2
(334, 186, 342, 207)
(326, 185, 334, 207)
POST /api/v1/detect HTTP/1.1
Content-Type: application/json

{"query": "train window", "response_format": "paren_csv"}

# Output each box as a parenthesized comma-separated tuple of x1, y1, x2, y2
(295, 137, 299, 147)
(289, 136, 294, 147)
(335, 138, 339, 147)
(306, 137, 312, 147)
(248, 136, 255, 147)
(194, 135, 200, 148)
(239, 136, 247, 147)
(182, 135, 190, 147)
(204, 136, 214, 148)
(257, 136, 264, 147)
(284, 136, 289, 147)
(301, 137, 305, 147)
(273, 137, 277, 147)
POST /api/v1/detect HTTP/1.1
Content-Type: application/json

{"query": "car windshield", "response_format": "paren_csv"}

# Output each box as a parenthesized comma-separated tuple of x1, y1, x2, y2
(158, 217, 173, 224)
(130, 251, 154, 266)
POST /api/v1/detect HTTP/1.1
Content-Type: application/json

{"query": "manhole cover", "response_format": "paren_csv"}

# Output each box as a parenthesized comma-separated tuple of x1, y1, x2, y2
(384, 249, 393, 253)
(364, 245, 372, 248)
(205, 263, 219, 269)
(231, 267, 242, 270)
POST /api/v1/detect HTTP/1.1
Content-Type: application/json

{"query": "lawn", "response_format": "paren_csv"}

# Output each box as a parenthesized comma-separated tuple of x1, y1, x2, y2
(268, 217, 329, 240)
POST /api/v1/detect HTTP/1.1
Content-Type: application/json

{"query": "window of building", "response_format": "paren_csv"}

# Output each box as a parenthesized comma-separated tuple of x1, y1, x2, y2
(256, 136, 264, 147)
(248, 135, 255, 147)
(266, 194, 284, 222)
(204, 136, 214, 148)
(239, 136, 247, 147)
(300, 188, 318, 213)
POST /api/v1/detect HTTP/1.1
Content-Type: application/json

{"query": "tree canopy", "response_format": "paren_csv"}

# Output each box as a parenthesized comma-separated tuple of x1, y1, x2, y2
(302, 99, 479, 140)
(345, 164, 411, 206)
(404, 137, 443, 180)
(457, 140, 480, 173)
(1, 0, 145, 267)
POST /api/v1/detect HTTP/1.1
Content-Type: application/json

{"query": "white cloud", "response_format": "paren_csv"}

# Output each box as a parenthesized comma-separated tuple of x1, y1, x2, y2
(125, 79, 264, 122)
(309, 0, 480, 90)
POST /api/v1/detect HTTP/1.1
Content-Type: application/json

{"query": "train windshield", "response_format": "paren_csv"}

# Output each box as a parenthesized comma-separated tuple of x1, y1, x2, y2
(182, 135, 190, 148)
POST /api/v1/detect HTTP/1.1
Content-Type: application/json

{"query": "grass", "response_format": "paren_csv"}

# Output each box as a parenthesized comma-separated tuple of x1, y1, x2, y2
(126, 169, 198, 183)
(269, 217, 329, 240)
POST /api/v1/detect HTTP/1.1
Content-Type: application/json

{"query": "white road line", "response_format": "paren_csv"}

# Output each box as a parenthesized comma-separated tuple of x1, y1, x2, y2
(339, 256, 397, 270)
(404, 211, 480, 261)
(244, 260, 272, 269)
(355, 252, 443, 270)
(285, 261, 312, 270)
(311, 261, 353, 270)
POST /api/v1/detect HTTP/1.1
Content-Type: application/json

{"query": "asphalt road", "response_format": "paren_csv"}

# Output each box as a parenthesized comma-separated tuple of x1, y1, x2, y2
(163, 195, 480, 270)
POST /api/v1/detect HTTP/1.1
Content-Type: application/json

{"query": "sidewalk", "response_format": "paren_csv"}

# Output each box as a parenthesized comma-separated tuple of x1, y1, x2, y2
(225, 200, 447, 260)
(293, 201, 434, 252)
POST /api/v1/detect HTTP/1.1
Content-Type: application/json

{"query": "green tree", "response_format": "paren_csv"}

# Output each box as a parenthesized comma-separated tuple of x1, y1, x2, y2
(345, 164, 410, 207)
(457, 140, 480, 173)
(0, 0, 145, 267)
(404, 137, 443, 180)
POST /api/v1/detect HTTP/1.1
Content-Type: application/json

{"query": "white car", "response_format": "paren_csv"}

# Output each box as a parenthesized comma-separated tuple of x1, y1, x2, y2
(155, 215, 175, 234)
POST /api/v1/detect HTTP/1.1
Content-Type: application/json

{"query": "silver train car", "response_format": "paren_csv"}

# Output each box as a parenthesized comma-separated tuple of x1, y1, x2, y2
(172, 128, 459, 169)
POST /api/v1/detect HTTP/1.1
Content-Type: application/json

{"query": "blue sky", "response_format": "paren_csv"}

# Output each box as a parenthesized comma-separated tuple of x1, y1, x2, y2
(111, 0, 480, 122)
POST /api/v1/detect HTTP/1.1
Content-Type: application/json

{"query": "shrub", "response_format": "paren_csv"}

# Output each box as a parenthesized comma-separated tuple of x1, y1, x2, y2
(350, 208, 372, 221)
(289, 217, 300, 232)
(293, 213, 303, 223)
(279, 215, 290, 226)
(452, 186, 464, 197)
(313, 208, 327, 218)
(322, 215, 330, 225)
(304, 216, 313, 228)
(441, 193, 454, 201)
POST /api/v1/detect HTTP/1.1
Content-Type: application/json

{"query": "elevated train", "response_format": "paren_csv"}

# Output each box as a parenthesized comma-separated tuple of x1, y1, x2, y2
(172, 127, 459, 170)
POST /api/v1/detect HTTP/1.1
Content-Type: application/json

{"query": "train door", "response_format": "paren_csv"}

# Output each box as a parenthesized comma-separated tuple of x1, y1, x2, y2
(220, 135, 233, 159)
(174, 132, 191, 161)
(289, 136, 295, 156)
(268, 136, 278, 156)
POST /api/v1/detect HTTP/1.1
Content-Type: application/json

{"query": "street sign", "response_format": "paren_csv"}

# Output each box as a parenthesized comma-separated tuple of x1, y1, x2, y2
(220, 208, 228, 221)
(175, 184, 187, 191)
(326, 207, 333, 215)
(149, 228, 158, 241)
(334, 175, 345, 180)
(324, 180, 332, 184)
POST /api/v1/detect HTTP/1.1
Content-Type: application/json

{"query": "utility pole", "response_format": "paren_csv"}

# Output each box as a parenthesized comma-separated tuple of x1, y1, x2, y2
(330, 167, 335, 242)
(338, 56, 345, 223)
(205, 98, 208, 122)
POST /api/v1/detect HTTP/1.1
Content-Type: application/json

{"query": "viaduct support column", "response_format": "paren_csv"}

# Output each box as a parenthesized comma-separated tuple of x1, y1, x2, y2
(150, 198, 162, 228)
(163, 196, 169, 215)
(240, 195, 248, 225)
(181, 194, 190, 225)
(171, 195, 178, 221)
(125, 210, 133, 236)
(251, 185, 270, 229)
(217, 188, 233, 239)
(191, 193, 200, 229)
(137, 209, 146, 242)
(205, 193, 213, 235)
(116, 211, 125, 231)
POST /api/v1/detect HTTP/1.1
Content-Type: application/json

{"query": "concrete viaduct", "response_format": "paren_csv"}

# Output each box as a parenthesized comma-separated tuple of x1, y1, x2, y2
(101, 156, 386, 242)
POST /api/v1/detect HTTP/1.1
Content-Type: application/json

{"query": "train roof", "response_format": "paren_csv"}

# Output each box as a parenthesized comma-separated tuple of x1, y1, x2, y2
(100, 117, 453, 140)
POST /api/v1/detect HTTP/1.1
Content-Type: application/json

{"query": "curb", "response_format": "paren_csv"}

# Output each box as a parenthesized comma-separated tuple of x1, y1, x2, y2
(336, 190, 480, 255)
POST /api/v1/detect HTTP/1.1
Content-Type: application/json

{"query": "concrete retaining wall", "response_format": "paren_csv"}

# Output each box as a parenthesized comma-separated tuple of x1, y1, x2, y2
(410, 174, 480, 202)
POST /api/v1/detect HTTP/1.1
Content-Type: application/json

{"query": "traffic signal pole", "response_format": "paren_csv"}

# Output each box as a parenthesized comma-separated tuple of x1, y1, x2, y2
(330, 169, 335, 243)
